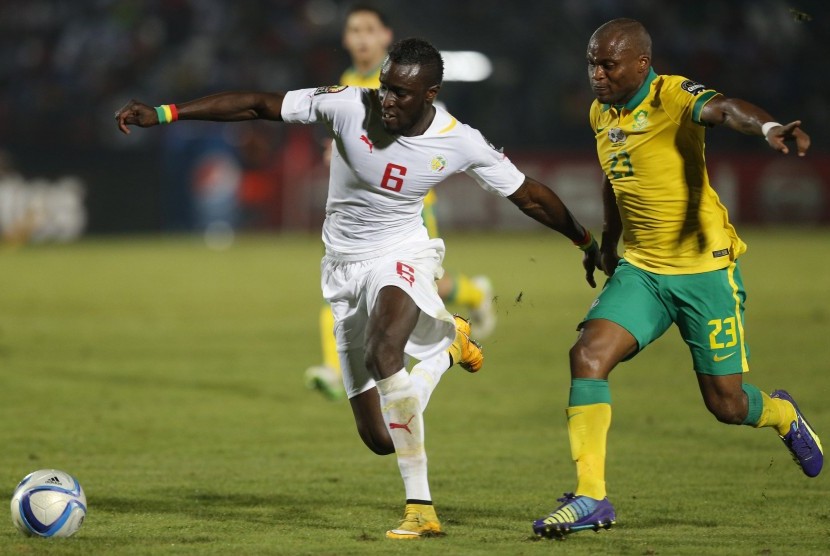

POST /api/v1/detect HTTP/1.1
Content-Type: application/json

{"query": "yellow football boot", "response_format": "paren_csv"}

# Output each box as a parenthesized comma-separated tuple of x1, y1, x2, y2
(386, 503, 443, 539)
(447, 315, 483, 373)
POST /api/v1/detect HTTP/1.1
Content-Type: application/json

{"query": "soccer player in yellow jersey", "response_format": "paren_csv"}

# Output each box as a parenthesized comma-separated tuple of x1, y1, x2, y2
(533, 18, 822, 538)
(306, 5, 497, 400)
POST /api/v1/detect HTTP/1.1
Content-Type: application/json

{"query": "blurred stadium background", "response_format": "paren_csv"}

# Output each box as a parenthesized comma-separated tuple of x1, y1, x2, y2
(0, 0, 827, 243)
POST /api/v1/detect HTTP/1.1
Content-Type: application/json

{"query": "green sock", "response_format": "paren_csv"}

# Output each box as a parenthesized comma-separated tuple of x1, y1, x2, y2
(741, 383, 763, 426)
(569, 378, 611, 406)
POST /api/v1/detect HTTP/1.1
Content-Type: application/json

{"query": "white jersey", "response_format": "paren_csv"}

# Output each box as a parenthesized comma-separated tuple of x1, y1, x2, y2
(281, 86, 525, 258)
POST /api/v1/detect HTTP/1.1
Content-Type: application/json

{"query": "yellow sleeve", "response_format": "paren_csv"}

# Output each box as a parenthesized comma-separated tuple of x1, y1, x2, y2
(661, 75, 721, 126)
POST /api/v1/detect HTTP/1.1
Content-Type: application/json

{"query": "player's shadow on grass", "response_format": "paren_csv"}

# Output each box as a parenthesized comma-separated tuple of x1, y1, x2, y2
(93, 489, 356, 529)
(638, 516, 720, 528)
(57, 366, 289, 402)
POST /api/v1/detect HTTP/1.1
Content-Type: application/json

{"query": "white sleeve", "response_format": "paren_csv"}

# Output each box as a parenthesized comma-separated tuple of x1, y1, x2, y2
(463, 129, 525, 197)
(280, 85, 355, 125)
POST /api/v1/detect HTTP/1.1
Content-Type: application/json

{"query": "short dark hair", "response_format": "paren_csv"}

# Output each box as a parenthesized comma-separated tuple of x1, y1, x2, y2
(592, 18, 652, 57)
(387, 38, 444, 86)
(345, 4, 390, 28)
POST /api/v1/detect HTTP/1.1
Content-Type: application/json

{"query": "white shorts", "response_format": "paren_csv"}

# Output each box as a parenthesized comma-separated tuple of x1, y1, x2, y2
(321, 239, 456, 399)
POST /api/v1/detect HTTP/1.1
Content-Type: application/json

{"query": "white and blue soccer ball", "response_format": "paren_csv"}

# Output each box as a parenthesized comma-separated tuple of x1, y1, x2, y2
(10, 469, 87, 537)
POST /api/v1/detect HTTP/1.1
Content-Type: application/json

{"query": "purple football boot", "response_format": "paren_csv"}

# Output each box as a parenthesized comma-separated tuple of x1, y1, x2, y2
(533, 493, 616, 538)
(771, 390, 823, 477)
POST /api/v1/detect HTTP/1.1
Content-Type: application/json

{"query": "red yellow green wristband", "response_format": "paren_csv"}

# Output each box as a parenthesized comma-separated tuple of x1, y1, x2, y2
(574, 229, 597, 251)
(154, 104, 178, 125)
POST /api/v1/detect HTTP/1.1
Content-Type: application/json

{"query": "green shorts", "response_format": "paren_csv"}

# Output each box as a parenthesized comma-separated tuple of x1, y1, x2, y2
(582, 259, 750, 375)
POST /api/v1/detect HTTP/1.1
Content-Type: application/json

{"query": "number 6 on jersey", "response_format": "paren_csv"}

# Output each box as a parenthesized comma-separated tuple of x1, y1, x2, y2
(381, 163, 407, 191)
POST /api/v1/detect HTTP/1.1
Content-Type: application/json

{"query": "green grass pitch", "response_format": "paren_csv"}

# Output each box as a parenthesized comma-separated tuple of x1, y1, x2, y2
(1, 229, 828, 555)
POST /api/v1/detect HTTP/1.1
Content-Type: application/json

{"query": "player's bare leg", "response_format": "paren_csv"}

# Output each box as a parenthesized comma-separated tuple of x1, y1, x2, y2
(697, 374, 823, 477)
(348, 299, 482, 538)
(533, 319, 635, 538)
(349, 388, 394, 455)
(697, 373, 748, 425)
(364, 285, 443, 539)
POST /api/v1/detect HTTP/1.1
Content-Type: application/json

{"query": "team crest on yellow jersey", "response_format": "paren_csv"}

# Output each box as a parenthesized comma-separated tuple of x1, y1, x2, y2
(680, 80, 706, 96)
(632, 109, 649, 130)
(429, 154, 447, 173)
(608, 127, 627, 145)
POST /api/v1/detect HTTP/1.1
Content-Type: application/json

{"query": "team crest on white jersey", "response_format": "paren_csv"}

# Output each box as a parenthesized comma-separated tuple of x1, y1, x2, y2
(429, 154, 447, 173)
(314, 85, 348, 95)
(608, 127, 627, 145)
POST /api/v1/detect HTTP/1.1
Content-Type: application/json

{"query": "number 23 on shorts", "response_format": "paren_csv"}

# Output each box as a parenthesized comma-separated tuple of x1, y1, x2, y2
(708, 317, 738, 349)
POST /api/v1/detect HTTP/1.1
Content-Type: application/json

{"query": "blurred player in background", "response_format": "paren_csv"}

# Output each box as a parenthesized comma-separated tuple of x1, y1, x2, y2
(116, 37, 599, 539)
(305, 5, 497, 401)
(532, 18, 822, 539)
(338, 5, 393, 88)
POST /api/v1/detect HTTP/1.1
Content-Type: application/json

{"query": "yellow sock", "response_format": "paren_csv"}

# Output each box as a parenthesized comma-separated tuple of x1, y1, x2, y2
(755, 391, 797, 436)
(567, 404, 611, 500)
(319, 305, 341, 374)
(449, 273, 484, 309)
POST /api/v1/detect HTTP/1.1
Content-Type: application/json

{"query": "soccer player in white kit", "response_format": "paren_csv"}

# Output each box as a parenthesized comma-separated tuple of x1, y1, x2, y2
(116, 38, 601, 540)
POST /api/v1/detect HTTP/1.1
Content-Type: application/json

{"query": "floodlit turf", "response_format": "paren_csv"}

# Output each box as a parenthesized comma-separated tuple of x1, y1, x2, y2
(1, 230, 828, 555)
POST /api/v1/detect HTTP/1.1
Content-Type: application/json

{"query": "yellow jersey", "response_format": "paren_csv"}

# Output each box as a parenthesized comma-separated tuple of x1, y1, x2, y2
(590, 68, 746, 274)
(339, 65, 383, 88)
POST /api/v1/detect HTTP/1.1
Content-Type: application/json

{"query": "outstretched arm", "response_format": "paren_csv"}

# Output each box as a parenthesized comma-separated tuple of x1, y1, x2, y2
(508, 176, 599, 287)
(700, 96, 810, 156)
(115, 91, 286, 134)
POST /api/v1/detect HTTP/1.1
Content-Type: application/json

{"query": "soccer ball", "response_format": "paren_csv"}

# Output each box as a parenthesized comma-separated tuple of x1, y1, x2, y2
(10, 469, 87, 537)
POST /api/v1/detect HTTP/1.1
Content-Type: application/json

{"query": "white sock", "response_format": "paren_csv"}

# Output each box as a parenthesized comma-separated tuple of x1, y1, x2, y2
(376, 369, 431, 501)
(409, 351, 452, 409)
